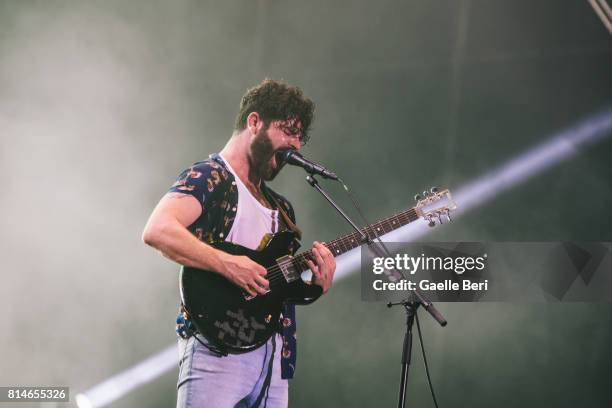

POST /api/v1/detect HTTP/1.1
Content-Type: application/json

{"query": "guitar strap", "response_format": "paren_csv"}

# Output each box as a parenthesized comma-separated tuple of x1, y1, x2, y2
(263, 187, 303, 241)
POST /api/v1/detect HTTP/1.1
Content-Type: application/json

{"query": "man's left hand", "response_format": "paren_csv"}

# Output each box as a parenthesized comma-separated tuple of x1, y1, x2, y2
(306, 241, 336, 294)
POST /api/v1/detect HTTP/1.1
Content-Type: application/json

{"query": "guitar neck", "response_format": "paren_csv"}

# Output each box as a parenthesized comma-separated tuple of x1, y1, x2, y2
(291, 207, 420, 273)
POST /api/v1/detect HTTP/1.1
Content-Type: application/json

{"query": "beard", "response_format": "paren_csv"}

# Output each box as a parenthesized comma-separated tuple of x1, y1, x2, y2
(248, 128, 286, 181)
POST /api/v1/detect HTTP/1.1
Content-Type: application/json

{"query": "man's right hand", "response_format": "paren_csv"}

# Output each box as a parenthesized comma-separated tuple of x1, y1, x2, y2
(220, 254, 269, 297)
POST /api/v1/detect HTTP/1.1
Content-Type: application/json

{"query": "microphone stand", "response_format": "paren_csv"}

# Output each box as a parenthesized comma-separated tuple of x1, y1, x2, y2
(305, 175, 368, 243)
(304, 174, 447, 408)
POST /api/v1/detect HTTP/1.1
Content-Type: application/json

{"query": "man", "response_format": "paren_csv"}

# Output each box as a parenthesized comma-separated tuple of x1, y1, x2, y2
(142, 79, 336, 408)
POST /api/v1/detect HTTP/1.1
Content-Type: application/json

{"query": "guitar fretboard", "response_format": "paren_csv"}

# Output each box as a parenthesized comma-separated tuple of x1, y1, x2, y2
(291, 207, 419, 273)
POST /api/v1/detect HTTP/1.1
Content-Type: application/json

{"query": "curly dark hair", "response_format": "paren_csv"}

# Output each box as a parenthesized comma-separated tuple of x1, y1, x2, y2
(234, 79, 315, 145)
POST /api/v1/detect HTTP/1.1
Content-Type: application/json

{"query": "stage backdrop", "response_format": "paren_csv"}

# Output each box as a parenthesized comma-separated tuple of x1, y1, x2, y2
(1, 0, 611, 407)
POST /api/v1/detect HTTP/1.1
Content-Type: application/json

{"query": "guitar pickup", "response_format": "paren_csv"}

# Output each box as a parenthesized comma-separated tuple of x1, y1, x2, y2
(276, 255, 300, 283)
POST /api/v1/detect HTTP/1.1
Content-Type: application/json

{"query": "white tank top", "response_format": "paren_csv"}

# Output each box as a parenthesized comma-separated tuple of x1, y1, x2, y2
(220, 154, 279, 251)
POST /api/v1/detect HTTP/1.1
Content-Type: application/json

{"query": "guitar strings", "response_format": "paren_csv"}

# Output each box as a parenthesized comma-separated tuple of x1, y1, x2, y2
(265, 208, 418, 284)
(262, 208, 419, 286)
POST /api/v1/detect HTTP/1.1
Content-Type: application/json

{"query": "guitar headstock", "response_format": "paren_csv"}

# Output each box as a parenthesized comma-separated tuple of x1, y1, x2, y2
(414, 187, 457, 227)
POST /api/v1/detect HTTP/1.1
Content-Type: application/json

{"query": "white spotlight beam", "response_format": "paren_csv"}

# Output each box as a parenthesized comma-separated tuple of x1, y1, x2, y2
(334, 107, 612, 279)
(76, 108, 612, 407)
(75, 345, 176, 408)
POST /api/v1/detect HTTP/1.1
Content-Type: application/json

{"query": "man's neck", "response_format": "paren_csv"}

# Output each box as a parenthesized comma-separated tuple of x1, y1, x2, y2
(220, 132, 262, 189)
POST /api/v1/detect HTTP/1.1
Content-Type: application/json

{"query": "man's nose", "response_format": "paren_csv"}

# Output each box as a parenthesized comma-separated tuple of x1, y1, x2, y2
(288, 137, 301, 151)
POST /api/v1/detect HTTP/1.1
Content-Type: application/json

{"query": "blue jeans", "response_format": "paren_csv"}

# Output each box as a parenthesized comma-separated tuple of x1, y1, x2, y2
(176, 334, 288, 408)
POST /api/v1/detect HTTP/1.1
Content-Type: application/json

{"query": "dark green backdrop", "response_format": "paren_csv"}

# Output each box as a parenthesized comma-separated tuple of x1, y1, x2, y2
(0, 1, 610, 407)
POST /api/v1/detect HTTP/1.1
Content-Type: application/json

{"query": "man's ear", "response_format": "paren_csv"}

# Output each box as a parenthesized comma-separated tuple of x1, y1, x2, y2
(246, 112, 261, 135)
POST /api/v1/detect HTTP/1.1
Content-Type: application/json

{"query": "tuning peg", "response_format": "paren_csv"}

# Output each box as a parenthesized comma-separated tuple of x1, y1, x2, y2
(414, 193, 422, 201)
(430, 186, 439, 194)
(445, 208, 452, 222)
(423, 190, 430, 198)
(426, 215, 435, 227)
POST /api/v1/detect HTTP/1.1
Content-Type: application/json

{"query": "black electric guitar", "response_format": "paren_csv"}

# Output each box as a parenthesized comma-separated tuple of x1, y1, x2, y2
(180, 187, 456, 354)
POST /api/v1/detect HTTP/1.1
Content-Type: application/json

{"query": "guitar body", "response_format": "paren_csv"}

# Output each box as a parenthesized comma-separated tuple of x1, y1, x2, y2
(180, 231, 322, 354)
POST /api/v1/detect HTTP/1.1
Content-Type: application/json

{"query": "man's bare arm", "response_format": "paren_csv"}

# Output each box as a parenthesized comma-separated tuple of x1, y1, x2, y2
(142, 193, 269, 296)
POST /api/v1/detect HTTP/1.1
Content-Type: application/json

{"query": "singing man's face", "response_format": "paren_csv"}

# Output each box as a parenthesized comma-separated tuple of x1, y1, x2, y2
(249, 119, 303, 181)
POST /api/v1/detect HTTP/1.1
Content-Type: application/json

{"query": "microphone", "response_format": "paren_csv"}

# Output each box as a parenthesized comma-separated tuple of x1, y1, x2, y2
(280, 150, 338, 180)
